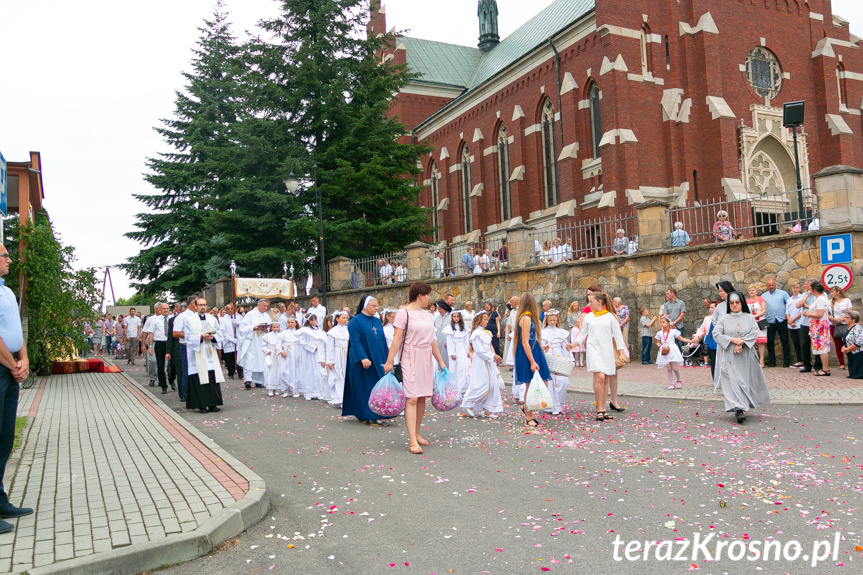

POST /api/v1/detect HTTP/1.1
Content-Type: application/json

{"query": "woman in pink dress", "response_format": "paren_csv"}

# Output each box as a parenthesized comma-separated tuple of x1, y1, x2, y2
(384, 282, 447, 454)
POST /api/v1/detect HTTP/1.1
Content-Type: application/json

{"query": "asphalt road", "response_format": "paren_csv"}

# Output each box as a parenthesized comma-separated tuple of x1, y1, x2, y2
(126, 366, 862, 575)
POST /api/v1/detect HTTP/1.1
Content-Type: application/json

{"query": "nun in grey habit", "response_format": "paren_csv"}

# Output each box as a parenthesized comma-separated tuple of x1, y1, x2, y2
(712, 291, 771, 423)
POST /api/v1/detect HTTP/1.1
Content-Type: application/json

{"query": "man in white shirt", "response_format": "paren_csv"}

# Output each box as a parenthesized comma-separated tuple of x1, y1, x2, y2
(379, 259, 394, 285)
(171, 298, 196, 401)
(431, 252, 445, 279)
(237, 299, 271, 389)
(395, 262, 407, 283)
(123, 309, 142, 366)
(481, 249, 492, 272)
(564, 237, 573, 261)
(143, 303, 171, 393)
(306, 296, 327, 325)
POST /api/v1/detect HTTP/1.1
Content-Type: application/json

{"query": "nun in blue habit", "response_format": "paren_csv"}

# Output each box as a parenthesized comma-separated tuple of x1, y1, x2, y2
(341, 295, 394, 425)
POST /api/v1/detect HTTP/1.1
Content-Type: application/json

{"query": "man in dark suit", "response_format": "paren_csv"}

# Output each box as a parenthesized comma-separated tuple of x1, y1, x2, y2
(165, 302, 186, 400)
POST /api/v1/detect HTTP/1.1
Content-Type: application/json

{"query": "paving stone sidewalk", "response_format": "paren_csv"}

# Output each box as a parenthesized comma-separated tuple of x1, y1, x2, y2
(2, 369, 269, 575)
(502, 361, 863, 404)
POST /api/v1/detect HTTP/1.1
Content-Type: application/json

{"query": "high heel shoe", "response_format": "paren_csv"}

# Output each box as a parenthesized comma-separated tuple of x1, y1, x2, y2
(608, 402, 626, 412)
(521, 405, 540, 427)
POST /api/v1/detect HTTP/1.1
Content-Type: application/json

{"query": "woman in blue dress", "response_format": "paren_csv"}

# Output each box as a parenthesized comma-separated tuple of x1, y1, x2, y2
(514, 292, 551, 427)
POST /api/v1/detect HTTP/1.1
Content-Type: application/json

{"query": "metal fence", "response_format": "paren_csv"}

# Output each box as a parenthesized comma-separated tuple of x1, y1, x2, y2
(436, 235, 506, 277)
(530, 213, 639, 262)
(351, 251, 407, 288)
(667, 188, 818, 246)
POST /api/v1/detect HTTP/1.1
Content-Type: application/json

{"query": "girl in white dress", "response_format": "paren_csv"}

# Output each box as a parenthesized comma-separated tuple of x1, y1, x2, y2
(655, 315, 691, 390)
(262, 322, 286, 397)
(297, 313, 327, 400)
(462, 312, 504, 417)
(541, 310, 571, 415)
(382, 309, 400, 372)
(326, 312, 350, 407)
(278, 317, 300, 397)
(442, 311, 470, 394)
(573, 293, 627, 422)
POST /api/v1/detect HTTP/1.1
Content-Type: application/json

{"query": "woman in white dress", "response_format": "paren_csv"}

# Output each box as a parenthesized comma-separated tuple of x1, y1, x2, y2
(262, 322, 287, 397)
(297, 313, 327, 400)
(573, 292, 627, 422)
(462, 312, 504, 417)
(326, 311, 350, 407)
(278, 316, 300, 397)
(541, 310, 571, 415)
(442, 311, 470, 394)
(654, 316, 690, 390)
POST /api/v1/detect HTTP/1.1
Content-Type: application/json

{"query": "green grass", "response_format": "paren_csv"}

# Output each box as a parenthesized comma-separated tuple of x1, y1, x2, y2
(12, 416, 28, 452)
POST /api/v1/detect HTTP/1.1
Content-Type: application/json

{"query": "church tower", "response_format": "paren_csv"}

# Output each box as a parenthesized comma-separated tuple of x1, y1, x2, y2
(478, 0, 500, 52)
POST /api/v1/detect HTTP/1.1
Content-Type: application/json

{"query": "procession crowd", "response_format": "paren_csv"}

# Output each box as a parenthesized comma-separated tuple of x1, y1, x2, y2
(79, 275, 863, 451)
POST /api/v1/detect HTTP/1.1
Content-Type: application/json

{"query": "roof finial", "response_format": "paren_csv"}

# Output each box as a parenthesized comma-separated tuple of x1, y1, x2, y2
(478, 0, 500, 52)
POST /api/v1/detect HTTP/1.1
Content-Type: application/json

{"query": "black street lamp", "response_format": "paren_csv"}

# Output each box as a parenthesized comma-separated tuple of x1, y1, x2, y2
(783, 100, 807, 225)
(284, 158, 327, 307)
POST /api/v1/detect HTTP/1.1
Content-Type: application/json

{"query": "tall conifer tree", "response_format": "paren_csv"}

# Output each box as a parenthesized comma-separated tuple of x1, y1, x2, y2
(124, 1, 243, 297)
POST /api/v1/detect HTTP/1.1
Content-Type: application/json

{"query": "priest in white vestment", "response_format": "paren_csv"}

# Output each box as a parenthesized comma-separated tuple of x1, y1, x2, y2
(237, 299, 271, 389)
(184, 297, 224, 413)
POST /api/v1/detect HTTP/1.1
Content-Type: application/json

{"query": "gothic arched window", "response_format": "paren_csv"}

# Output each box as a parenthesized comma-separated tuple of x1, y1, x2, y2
(497, 124, 512, 221)
(640, 25, 652, 76)
(540, 99, 559, 207)
(838, 63, 848, 107)
(461, 145, 472, 233)
(429, 161, 440, 243)
(588, 83, 603, 159)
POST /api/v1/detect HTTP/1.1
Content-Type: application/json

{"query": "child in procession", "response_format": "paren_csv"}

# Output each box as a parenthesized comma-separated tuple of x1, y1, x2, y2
(325, 311, 350, 407)
(297, 313, 327, 400)
(541, 310, 571, 415)
(442, 310, 470, 394)
(655, 315, 691, 389)
(262, 322, 288, 397)
(279, 316, 300, 397)
(462, 311, 504, 418)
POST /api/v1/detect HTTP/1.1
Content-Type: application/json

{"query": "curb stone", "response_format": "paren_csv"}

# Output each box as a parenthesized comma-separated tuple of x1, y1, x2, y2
(20, 365, 270, 575)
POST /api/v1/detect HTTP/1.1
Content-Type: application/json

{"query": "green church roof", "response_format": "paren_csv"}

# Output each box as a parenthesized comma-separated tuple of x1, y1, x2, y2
(399, 0, 595, 98)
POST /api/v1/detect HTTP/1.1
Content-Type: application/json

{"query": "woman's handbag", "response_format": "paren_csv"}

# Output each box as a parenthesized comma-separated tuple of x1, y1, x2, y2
(757, 319, 768, 330)
(544, 352, 574, 377)
(834, 322, 849, 340)
(392, 311, 409, 382)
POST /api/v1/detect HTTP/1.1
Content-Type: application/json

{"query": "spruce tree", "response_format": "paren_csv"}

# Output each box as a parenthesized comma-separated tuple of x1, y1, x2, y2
(124, 1, 243, 298)
(224, 0, 432, 272)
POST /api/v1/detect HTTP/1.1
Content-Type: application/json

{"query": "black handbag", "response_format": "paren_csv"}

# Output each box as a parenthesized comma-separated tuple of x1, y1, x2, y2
(834, 322, 849, 340)
(391, 311, 408, 382)
(757, 319, 767, 330)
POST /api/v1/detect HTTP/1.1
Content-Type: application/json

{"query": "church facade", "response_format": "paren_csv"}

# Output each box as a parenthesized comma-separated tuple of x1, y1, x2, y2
(369, 0, 863, 248)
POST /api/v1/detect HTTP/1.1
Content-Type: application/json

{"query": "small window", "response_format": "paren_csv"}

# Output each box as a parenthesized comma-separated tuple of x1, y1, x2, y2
(838, 63, 848, 107)
(640, 25, 653, 76)
(665, 35, 670, 70)
(692, 170, 699, 203)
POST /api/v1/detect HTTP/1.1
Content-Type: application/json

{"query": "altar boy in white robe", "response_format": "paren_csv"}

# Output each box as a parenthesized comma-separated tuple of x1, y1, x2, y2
(237, 299, 271, 389)
(184, 297, 224, 413)
(278, 317, 300, 397)
(325, 311, 350, 407)
(541, 310, 572, 415)
(297, 313, 327, 400)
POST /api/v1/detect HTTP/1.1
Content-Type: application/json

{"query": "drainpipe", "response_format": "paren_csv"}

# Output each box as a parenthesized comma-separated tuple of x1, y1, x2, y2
(548, 38, 564, 204)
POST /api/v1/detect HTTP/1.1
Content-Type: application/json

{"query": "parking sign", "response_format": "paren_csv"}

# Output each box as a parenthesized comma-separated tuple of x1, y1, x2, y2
(819, 233, 852, 265)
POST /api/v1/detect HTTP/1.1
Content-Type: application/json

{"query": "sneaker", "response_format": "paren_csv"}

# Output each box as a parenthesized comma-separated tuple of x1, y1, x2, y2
(464, 408, 476, 417)
(675, 381, 683, 390)
(268, 391, 274, 397)
(791, 362, 803, 368)
(667, 384, 677, 390)
(484, 412, 499, 419)
(282, 392, 290, 398)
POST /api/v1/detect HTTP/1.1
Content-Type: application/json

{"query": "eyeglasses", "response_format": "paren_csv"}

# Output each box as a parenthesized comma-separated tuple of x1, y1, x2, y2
(0, 254, 11, 261)
(729, 300, 742, 305)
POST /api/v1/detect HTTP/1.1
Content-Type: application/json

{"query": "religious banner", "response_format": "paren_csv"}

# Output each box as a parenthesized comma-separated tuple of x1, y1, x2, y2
(234, 278, 295, 299)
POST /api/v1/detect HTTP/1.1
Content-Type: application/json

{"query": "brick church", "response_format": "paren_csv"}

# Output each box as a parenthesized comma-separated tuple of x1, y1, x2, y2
(369, 0, 863, 249)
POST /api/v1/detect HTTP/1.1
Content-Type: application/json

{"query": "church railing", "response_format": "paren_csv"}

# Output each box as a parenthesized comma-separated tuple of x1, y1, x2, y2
(351, 251, 407, 287)
(530, 212, 638, 262)
(666, 187, 818, 246)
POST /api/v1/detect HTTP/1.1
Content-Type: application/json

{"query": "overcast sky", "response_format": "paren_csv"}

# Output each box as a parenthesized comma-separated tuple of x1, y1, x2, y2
(2, 0, 862, 303)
